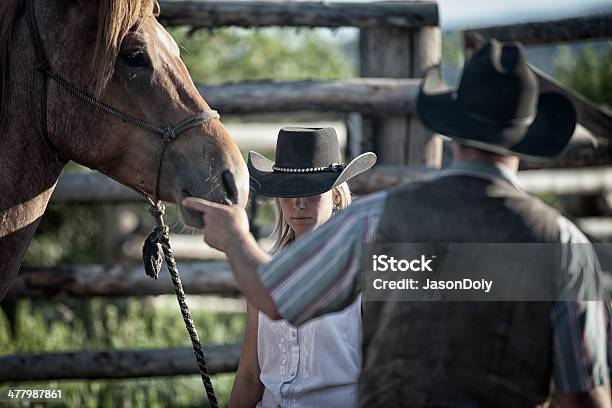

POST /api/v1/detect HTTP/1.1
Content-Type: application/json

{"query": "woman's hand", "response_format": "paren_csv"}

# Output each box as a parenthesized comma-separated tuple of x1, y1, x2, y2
(182, 197, 250, 252)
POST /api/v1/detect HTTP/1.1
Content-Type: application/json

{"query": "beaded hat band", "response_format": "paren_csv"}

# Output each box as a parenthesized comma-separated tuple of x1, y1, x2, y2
(272, 163, 344, 173)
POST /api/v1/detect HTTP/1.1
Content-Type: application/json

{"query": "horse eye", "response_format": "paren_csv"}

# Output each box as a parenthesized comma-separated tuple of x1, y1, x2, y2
(122, 50, 148, 68)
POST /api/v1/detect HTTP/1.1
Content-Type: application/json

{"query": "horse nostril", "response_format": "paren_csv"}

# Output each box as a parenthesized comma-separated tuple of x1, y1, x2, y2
(222, 170, 238, 205)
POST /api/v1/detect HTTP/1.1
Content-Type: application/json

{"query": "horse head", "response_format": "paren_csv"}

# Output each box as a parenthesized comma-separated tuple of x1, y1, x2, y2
(5, 0, 249, 228)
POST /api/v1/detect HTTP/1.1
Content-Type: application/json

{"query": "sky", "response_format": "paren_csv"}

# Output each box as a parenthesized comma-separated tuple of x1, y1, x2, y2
(438, 0, 612, 29)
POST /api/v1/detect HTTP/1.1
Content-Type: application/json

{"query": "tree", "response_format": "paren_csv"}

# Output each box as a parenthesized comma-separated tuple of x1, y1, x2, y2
(168, 27, 355, 84)
(555, 42, 612, 109)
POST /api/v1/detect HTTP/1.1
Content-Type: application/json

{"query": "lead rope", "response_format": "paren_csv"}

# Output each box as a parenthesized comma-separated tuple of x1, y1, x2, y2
(142, 201, 218, 408)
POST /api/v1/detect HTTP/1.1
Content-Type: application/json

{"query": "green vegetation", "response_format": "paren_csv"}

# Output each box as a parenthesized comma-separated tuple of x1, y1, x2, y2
(441, 31, 464, 67)
(555, 42, 612, 108)
(0, 298, 244, 407)
(169, 27, 355, 84)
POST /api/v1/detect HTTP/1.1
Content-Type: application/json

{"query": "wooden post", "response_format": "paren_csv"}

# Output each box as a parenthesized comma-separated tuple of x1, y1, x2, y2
(359, 8, 442, 167)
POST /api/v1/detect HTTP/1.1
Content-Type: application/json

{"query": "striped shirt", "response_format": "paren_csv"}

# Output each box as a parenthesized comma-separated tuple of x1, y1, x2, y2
(258, 162, 611, 393)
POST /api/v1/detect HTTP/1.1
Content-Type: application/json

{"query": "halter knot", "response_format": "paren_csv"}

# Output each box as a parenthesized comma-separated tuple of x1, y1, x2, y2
(162, 127, 176, 143)
(148, 202, 166, 218)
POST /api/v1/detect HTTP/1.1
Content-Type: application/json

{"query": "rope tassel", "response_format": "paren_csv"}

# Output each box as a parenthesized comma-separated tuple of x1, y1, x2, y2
(142, 227, 165, 280)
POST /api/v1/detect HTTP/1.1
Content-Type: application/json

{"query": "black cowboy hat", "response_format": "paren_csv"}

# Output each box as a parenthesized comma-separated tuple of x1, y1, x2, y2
(417, 40, 576, 161)
(248, 127, 377, 198)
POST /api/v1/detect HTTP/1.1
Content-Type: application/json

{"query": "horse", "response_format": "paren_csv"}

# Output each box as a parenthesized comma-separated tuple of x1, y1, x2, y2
(0, 0, 250, 300)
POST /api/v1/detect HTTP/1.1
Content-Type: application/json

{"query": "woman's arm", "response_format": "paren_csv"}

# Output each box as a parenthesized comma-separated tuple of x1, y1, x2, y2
(229, 303, 264, 408)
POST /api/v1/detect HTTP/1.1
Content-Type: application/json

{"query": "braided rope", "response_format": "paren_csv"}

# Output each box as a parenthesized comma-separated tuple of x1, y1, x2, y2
(46, 70, 220, 137)
(147, 204, 218, 408)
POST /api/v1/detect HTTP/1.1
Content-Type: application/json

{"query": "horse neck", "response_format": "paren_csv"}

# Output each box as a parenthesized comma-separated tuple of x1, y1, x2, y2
(1, 0, 67, 212)
(0, 2, 66, 299)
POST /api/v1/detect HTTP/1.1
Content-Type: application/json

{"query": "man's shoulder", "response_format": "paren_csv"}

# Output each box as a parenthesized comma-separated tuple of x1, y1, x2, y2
(377, 173, 482, 206)
(377, 175, 572, 237)
(381, 174, 444, 197)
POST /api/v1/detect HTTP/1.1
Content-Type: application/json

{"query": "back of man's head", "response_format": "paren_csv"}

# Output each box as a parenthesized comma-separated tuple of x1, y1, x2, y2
(451, 142, 520, 172)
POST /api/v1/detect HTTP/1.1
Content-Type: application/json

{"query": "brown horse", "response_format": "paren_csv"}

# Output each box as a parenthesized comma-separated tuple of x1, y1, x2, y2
(0, 0, 249, 300)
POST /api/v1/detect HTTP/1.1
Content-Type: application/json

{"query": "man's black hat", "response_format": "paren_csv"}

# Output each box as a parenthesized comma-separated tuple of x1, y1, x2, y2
(417, 40, 576, 161)
(248, 127, 377, 197)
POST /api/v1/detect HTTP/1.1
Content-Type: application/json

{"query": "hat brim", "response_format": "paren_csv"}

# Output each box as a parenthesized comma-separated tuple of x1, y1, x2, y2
(248, 151, 377, 198)
(417, 68, 576, 162)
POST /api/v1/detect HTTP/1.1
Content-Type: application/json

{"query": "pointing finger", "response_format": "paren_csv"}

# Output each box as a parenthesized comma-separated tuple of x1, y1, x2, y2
(182, 197, 224, 213)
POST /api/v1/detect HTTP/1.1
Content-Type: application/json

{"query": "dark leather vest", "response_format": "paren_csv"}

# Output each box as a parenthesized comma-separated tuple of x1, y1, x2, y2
(360, 175, 562, 408)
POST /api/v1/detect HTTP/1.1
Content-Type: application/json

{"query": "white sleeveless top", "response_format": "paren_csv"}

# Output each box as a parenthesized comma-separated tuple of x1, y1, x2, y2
(256, 295, 362, 408)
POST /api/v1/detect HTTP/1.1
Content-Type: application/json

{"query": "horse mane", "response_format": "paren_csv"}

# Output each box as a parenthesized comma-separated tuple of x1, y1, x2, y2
(0, 0, 157, 125)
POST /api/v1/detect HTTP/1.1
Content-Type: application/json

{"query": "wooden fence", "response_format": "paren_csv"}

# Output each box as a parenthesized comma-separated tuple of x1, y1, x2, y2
(157, 0, 443, 167)
(463, 14, 612, 45)
(158, 1, 438, 29)
(0, 345, 241, 381)
(2, 0, 441, 385)
(4, 2, 612, 386)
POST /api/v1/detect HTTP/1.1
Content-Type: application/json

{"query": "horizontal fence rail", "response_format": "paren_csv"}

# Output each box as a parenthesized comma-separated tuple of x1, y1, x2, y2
(36, 77, 604, 166)
(200, 78, 421, 115)
(349, 165, 612, 196)
(51, 172, 141, 203)
(51, 159, 612, 206)
(6, 262, 237, 300)
(0, 345, 240, 382)
(158, 0, 439, 29)
(464, 14, 612, 46)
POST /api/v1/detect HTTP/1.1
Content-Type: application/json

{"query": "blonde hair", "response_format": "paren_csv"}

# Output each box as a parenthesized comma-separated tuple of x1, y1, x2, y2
(270, 182, 352, 253)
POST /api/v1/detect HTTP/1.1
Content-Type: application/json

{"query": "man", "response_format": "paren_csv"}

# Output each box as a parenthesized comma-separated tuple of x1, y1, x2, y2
(184, 41, 611, 407)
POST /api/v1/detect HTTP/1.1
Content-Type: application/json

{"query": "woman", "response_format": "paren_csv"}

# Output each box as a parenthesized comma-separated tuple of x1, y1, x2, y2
(229, 127, 376, 408)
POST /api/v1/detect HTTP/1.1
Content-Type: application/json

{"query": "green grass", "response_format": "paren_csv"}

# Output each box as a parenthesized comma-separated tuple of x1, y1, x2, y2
(0, 298, 245, 407)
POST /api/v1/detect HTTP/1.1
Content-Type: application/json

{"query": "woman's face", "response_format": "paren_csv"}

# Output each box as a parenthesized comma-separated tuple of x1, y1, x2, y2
(279, 190, 335, 238)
